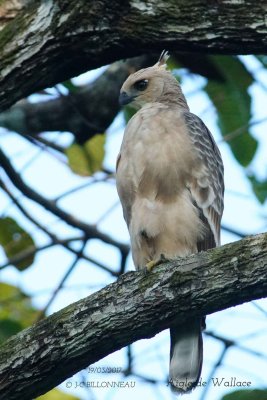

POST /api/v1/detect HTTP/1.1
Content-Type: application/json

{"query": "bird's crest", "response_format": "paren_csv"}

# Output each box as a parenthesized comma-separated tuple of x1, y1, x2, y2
(154, 50, 169, 69)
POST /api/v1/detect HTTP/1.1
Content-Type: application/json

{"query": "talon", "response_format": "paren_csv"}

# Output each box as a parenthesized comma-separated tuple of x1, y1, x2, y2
(145, 258, 163, 272)
(146, 260, 157, 272)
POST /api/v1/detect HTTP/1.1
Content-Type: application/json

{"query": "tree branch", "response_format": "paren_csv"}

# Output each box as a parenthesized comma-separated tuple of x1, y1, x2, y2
(0, 147, 129, 255)
(0, 178, 120, 276)
(0, 56, 156, 142)
(0, 0, 267, 112)
(0, 232, 266, 400)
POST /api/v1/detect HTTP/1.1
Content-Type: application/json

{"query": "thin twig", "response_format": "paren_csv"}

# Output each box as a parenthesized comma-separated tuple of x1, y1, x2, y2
(95, 200, 119, 225)
(54, 173, 114, 202)
(0, 147, 129, 253)
(251, 301, 267, 318)
(0, 178, 119, 276)
(199, 345, 229, 400)
(0, 238, 82, 271)
(221, 225, 247, 238)
(36, 240, 88, 320)
(218, 116, 267, 144)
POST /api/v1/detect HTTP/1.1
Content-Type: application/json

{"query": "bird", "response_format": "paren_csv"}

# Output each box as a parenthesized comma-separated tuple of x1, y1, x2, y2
(116, 51, 224, 393)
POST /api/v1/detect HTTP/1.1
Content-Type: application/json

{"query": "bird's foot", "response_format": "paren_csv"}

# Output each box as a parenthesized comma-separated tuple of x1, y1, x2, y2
(145, 259, 159, 272)
(145, 254, 169, 272)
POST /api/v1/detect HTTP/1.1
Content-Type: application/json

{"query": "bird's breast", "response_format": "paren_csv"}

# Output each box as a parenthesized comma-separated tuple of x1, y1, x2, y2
(122, 106, 197, 200)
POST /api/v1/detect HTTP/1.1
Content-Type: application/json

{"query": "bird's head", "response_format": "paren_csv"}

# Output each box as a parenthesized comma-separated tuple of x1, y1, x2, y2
(119, 51, 188, 110)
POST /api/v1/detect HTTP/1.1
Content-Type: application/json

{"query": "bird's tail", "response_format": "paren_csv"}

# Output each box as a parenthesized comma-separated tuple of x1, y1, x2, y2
(169, 317, 203, 394)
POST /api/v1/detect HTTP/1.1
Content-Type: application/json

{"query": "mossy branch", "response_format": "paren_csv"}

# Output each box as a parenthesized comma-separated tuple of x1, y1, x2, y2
(0, 0, 267, 111)
(0, 232, 267, 399)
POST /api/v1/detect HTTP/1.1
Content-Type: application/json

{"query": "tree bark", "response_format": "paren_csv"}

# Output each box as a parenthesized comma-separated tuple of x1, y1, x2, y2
(0, 0, 267, 112)
(0, 232, 266, 400)
(0, 55, 156, 143)
(0, 53, 227, 141)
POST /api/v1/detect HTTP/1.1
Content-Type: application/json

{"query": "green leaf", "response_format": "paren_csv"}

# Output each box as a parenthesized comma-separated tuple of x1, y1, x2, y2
(166, 55, 181, 71)
(204, 56, 258, 167)
(256, 55, 267, 68)
(123, 105, 136, 124)
(221, 389, 267, 400)
(61, 80, 79, 94)
(171, 54, 225, 82)
(84, 134, 105, 173)
(248, 174, 267, 204)
(0, 283, 39, 343)
(37, 388, 81, 400)
(65, 134, 106, 176)
(0, 217, 35, 271)
(0, 319, 23, 343)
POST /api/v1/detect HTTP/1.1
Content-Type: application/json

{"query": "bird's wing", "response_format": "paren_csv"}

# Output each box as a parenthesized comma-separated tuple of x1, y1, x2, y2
(115, 112, 141, 228)
(183, 112, 224, 249)
(116, 151, 133, 227)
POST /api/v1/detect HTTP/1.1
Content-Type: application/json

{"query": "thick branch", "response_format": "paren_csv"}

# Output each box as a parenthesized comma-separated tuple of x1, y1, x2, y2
(0, 0, 267, 112)
(0, 233, 267, 400)
(0, 54, 226, 140)
(0, 0, 24, 30)
(0, 55, 156, 142)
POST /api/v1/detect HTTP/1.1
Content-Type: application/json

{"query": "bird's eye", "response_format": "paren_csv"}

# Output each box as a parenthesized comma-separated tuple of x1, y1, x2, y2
(134, 79, 148, 91)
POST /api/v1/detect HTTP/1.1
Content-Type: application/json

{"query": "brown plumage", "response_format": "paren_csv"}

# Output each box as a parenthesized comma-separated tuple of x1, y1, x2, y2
(116, 52, 224, 393)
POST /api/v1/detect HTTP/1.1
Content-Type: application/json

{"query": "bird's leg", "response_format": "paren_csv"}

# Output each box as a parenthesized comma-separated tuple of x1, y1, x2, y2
(145, 259, 159, 272)
(145, 253, 169, 272)
(159, 253, 169, 263)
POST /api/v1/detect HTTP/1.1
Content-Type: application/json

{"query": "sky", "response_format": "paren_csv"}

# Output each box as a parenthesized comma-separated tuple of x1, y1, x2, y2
(0, 55, 267, 400)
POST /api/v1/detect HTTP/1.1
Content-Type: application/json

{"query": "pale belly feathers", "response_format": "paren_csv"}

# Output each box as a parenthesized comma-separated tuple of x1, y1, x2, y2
(117, 104, 204, 267)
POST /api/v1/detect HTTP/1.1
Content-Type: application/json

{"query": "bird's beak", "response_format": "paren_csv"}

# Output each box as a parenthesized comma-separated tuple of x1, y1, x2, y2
(119, 91, 136, 106)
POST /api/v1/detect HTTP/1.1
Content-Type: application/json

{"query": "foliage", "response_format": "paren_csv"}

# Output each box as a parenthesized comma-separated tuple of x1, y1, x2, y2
(0, 51, 267, 399)
(221, 389, 267, 400)
(204, 56, 257, 167)
(0, 217, 35, 270)
(123, 105, 136, 124)
(248, 175, 267, 204)
(65, 134, 106, 176)
(37, 388, 81, 400)
(0, 283, 39, 344)
(170, 54, 265, 203)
